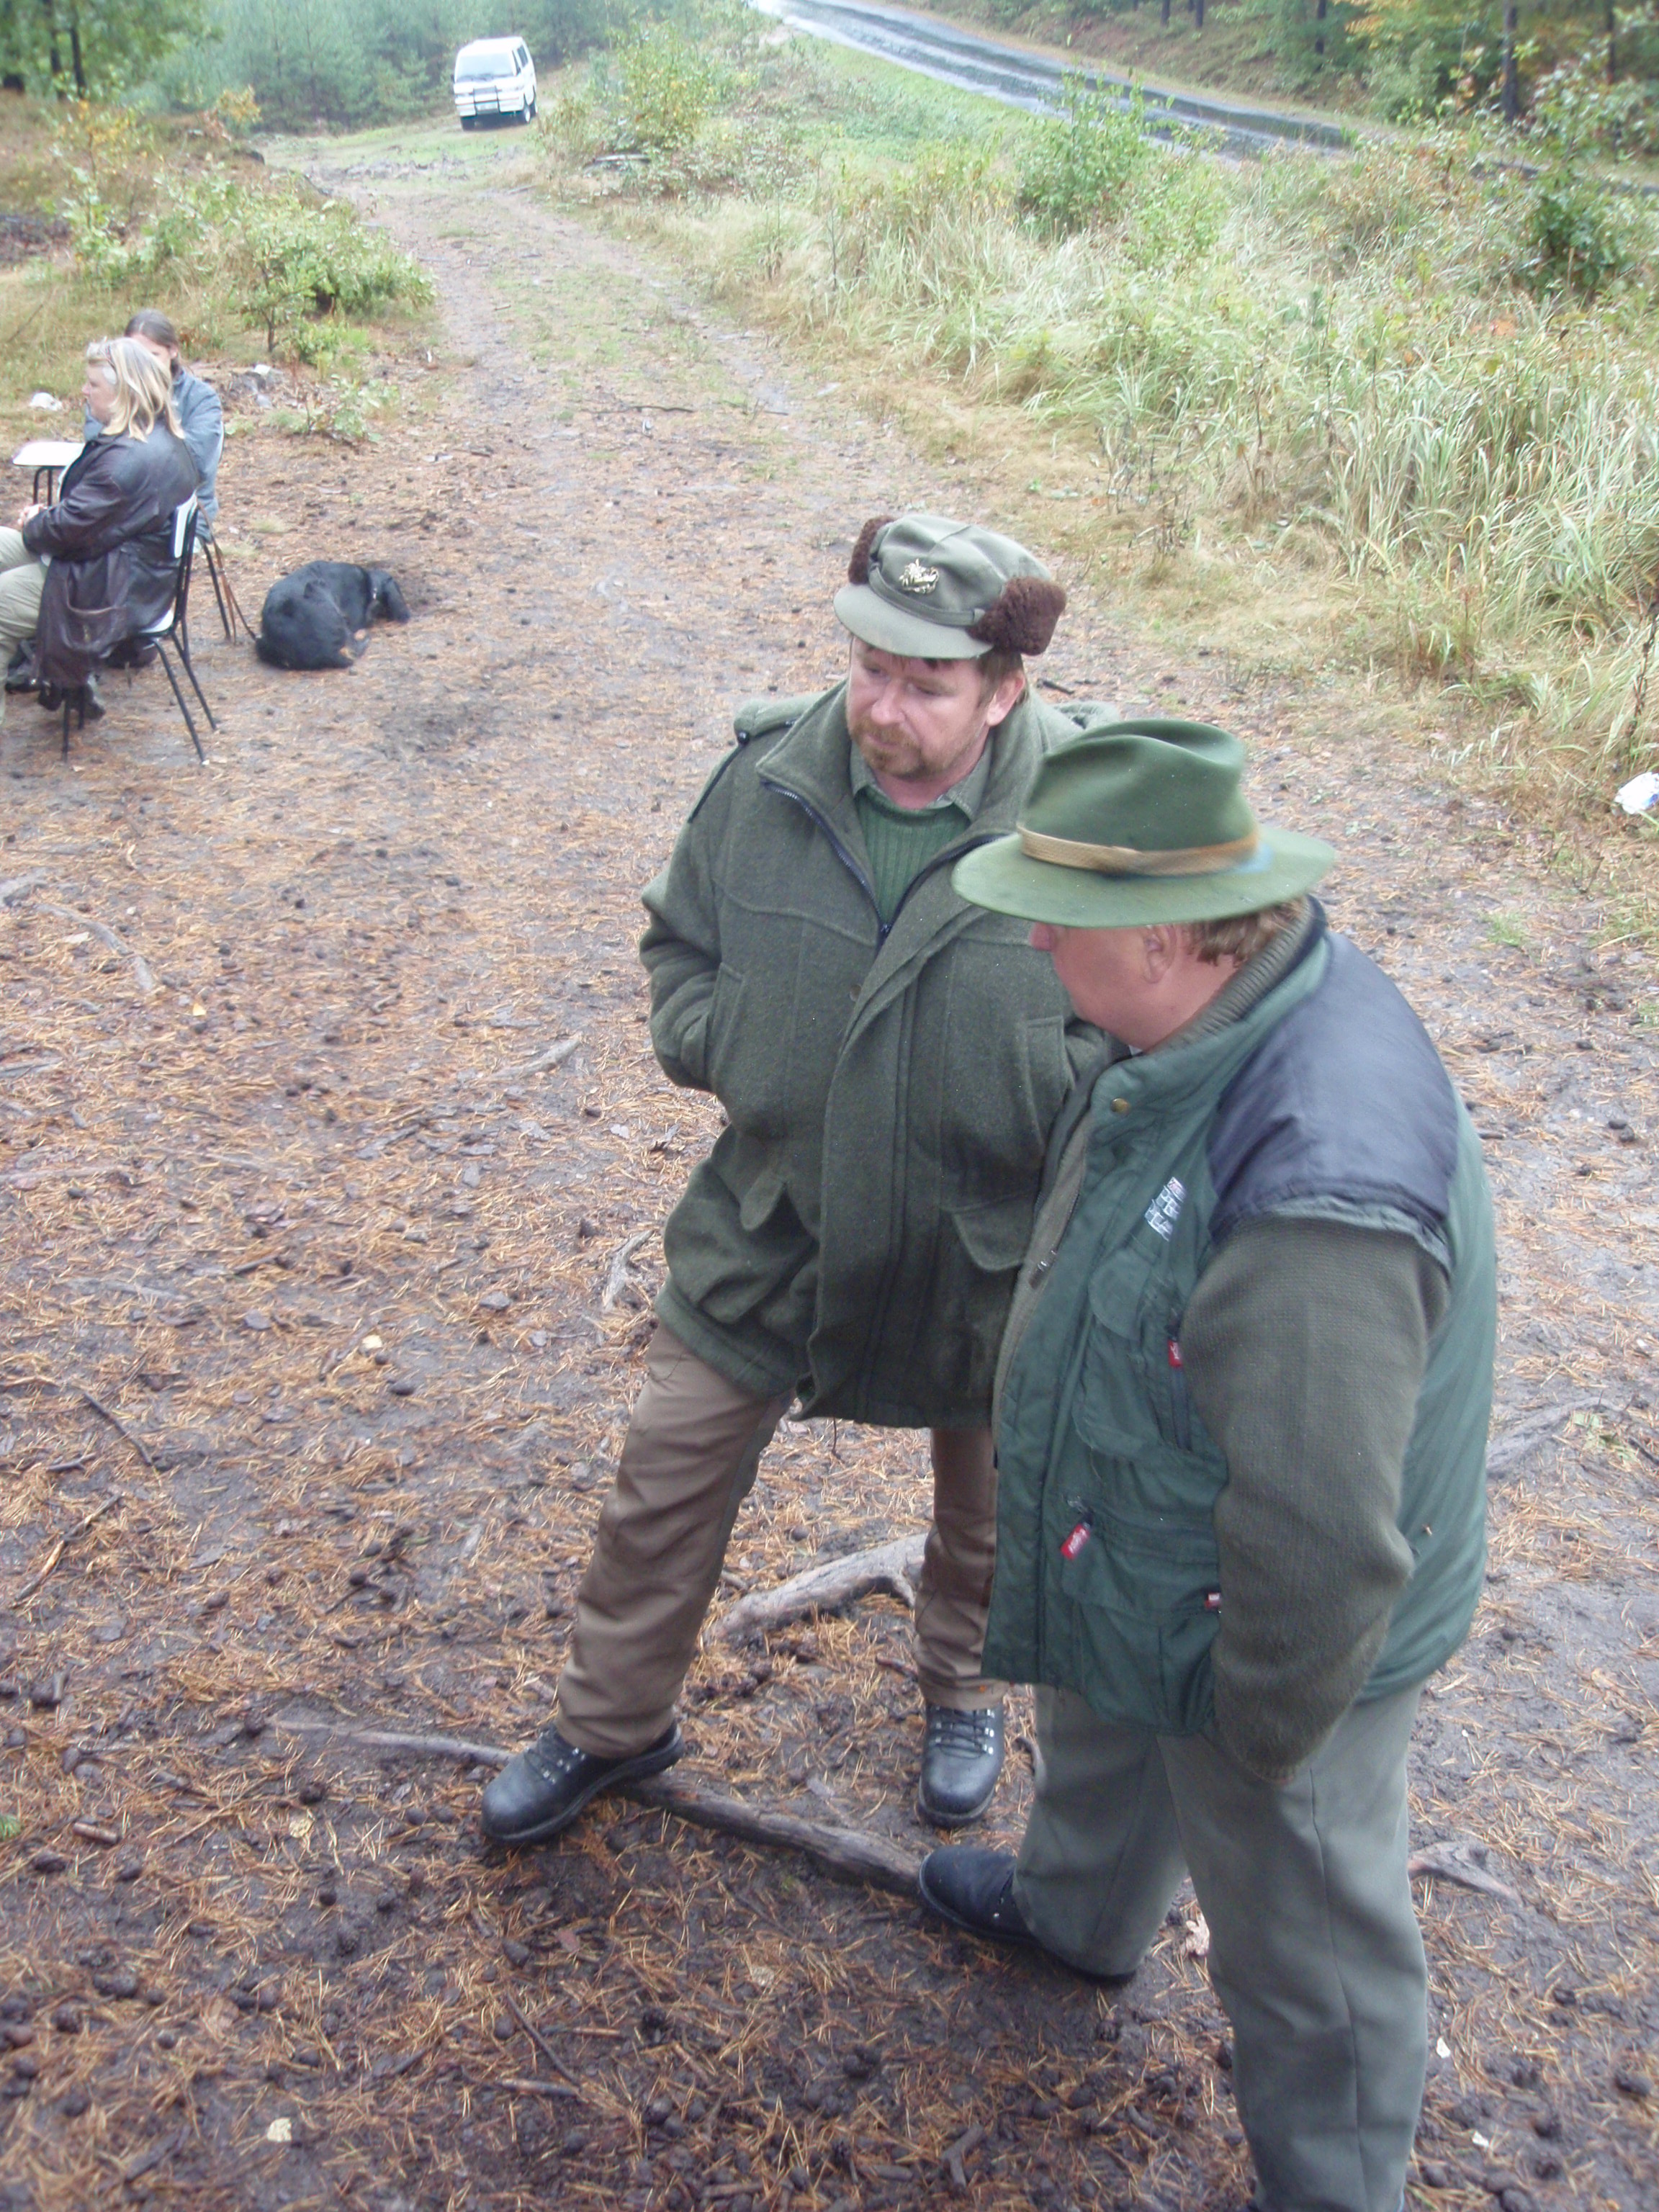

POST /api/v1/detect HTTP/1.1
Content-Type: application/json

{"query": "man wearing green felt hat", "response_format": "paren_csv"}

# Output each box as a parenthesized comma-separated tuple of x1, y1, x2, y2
(484, 513, 1124, 1848)
(921, 722, 1498, 2212)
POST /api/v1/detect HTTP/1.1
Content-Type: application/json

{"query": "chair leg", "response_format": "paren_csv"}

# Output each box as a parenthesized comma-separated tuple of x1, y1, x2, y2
(204, 542, 233, 642)
(156, 643, 206, 763)
(60, 685, 85, 760)
(174, 638, 217, 732)
(204, 541, 246, 642)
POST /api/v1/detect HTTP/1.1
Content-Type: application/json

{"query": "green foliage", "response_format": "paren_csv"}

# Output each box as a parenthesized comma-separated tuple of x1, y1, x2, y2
(1017, 76, 1150, 236)
(1241, 0, 1367, 89)
(0, 0, 207, 98)
(599, 20, 723, 156)
(1532, 30, 1659, 156)
(1516, 162, 1643, 294)
(65, 156, 431, 356)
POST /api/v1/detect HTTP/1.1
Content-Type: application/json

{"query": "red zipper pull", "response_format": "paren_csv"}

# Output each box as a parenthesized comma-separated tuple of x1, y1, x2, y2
(1061, 1521, 1092, 1562)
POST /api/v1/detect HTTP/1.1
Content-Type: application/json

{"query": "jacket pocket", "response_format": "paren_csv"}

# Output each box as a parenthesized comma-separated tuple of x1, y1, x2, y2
(1056, 1503, 1219, 1735)
(703, 964, 748, 1097)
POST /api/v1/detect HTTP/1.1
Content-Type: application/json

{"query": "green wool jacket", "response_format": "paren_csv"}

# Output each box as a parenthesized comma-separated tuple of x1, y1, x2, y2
(642, 680, 1113, 1427)
(986, 919, 1497, 1768)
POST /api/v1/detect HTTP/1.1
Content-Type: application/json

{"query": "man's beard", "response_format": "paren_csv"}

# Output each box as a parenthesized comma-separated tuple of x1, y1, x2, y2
(848, 713, 930, 783)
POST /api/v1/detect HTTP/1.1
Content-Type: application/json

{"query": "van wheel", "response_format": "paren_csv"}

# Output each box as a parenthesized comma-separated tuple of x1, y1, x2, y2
(526, 96, 537, 121)
(460, 114, 477, 130)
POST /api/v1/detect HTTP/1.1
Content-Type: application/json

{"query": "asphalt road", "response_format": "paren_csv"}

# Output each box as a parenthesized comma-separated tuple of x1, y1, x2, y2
(751, 0, 1353, 154)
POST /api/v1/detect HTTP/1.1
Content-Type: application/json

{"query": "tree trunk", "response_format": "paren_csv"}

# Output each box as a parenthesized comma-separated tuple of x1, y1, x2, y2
(1606, 0, 1617, 83)
(1161, 0, 1170, 27)
(1194, 0, 1205, 27)
(68, 6, 82, 96)
(1316, 0, 1328, 58)
(1501, 0, 1519, 122)
(40, 0, 60, 86)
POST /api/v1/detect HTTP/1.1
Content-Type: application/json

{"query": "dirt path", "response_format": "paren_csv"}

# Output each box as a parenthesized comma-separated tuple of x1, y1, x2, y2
(0, 126, 1655, 2212)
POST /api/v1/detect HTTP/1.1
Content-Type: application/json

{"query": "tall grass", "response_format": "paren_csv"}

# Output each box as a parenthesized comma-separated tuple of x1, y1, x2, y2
(541, 31, 1659, 817)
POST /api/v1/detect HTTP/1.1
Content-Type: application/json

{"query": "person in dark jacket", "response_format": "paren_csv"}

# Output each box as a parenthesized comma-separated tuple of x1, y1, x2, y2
(482, 515, 1118, 1851)
(0, 337, 197, 719)
(920, 723, 1497, 2212)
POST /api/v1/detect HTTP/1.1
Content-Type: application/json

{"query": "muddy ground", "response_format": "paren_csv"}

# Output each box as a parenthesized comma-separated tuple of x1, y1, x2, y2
(0, 122, 1656, 2212)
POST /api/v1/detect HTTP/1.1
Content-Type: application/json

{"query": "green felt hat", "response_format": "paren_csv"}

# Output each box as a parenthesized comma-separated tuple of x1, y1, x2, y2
(953, 719, 1334, 927)
(835, 512, 1066, 661)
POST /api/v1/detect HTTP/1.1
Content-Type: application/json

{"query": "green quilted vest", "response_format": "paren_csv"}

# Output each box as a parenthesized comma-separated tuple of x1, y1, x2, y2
(984, 936, 1496, 1735)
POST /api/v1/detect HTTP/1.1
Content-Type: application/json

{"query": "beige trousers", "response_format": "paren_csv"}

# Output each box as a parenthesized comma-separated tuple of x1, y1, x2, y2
(0, 529, 45, 729)
(556, 1326, 1002, 1757)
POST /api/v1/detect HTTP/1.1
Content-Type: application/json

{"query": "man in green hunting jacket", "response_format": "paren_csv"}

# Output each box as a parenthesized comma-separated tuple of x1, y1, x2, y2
(482, 514, 1115, 1848)
(921, 724, 1497, 2212)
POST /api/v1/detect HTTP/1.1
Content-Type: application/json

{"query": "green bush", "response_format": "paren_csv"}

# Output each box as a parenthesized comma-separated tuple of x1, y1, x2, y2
(64, 165, 431, 356)
(1517, 165, 1645, 295)
(1017, 76, 1150, 238)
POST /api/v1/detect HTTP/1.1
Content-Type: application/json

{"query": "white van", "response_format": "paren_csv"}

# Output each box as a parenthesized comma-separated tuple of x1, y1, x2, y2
(453, 37, 537, 129)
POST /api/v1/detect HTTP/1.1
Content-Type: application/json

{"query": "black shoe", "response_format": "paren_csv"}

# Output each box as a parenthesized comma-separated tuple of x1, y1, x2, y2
(480, 1719, 683, 1845)
(918, 1846, 1037, 1949)
(918, 1701, 1005, 1826)
(4, 647, 34, 693)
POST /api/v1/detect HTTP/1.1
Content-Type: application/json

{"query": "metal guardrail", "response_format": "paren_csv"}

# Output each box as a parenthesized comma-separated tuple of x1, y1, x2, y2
(751, 0, 1354, 155)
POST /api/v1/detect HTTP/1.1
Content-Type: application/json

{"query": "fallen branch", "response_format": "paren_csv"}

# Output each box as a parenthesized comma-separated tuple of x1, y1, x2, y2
(498, 2077, 582, 2101)
(503, 1992, 586, 2092)
(624, 1772, 922, 1896)
(14, 1492, 120, 1605)
(277, 1720, 509, 1766)
(1408, 1842, 1519, 1905)
(271, 1719, 922, 1894)
(38, 899, 156, 995)
(1485, 1397, 1592, 1481)
(512, 1034, 583, 1078)
(78, 1389, 158, 1473)
(601, 1229, 653, 1314)
(716, 1534, 927, 1645)
(0, 869, 47, 907)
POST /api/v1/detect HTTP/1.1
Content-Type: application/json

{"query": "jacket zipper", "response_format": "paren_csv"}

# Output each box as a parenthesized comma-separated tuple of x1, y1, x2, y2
(765, 780, 993, 945)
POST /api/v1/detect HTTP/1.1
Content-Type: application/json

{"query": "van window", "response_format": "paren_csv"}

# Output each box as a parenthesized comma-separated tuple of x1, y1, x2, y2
(516, 45, 529, 68)
(456, 48, 512, 80)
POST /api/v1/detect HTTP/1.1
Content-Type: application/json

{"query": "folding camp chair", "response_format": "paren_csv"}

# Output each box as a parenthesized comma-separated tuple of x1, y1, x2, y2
(63, 495, 215, 762)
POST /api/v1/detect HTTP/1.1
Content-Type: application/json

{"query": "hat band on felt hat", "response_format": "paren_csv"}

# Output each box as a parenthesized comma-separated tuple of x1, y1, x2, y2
(1016, 826, 1262, 878)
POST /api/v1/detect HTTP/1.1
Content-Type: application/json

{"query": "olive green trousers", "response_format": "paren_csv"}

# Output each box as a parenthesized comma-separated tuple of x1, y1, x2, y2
(0, 529, 45, 729)
(1015, 1682, 1426, 2212)
(556, 1326, 1002, 1757)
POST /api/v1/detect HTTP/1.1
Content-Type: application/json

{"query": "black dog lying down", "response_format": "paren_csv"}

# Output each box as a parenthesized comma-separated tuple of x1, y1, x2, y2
(255, 562, 410, 670)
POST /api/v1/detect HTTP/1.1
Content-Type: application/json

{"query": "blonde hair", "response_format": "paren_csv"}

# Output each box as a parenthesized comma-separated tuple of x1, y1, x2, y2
(1183, 898, 1305, 968)
(86, 336, 181, 441)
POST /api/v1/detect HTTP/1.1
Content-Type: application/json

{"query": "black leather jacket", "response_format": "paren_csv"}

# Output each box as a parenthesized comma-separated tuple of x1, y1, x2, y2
(22, 427, 197, 687)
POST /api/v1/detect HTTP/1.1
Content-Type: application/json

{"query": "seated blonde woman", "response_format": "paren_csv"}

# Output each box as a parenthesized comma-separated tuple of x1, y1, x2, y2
(0, 336, 197, 724)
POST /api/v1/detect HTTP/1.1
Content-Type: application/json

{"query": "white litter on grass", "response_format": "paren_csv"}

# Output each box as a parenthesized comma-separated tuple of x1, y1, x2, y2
(1181, 1910, 1210, 1959)
(27, 391, 62, 412)
(1616, 770, 1659, 814)
(1436, 2036, 1452, 2059)
(265, 2117, 293, 2143)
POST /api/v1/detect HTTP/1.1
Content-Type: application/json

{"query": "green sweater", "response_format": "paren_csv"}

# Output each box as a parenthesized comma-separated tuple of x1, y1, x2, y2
(850, 740, 990, 924)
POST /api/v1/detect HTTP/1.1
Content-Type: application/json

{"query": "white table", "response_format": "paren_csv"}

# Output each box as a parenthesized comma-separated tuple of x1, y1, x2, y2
(11, 439, 84, 502)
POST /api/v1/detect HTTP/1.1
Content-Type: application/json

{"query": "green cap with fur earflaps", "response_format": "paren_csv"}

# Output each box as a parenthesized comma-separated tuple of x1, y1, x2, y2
(953, 719, 1335, 928)
(834, 512, 1067, 661)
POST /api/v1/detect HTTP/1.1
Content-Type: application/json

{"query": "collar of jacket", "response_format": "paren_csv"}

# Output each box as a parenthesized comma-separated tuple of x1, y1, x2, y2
(755, 679, 1056, 1037)
(1087, 910, 1332, 1152)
